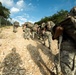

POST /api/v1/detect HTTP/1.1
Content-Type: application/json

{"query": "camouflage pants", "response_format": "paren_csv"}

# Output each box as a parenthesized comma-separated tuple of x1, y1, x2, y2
(60, 50, 76, 75)
(54, 40, 76, 75)
(24, 28, 30, 39)
(43, 31, 52, 49)
(32, 31, 36, 39)
(13, 26, 17, 33)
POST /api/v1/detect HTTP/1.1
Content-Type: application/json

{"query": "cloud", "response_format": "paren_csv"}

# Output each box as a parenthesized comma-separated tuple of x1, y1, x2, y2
(12, 15, 28, 25)
(27, 2, 36, 11)
(28, 20, 35, 23)
(0, 0, 25, 8)
(28, 3, 32, 6)
(10, 7, 20, 13)
(20, 9, 23, 11)
(28, 3, 34, 8)
(0, 0, 14, 7)
(0, 0, 36, 13)
(16, 0, 25, 8)
(24, 13, 29, 18)
(12, 13, 36, 26)
(0, 0, 25, 14)
(16, 16, 27, 22)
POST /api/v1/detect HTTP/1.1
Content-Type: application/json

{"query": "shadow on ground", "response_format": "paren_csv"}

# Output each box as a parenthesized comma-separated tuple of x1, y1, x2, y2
(27, 43, 55, 75)
(0, 48, 26, 75)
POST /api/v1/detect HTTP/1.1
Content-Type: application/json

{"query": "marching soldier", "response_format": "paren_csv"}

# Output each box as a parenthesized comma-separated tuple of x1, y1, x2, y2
(13, 21, 19, 33)
(24, 24, 31, 40)
(41, 21, 55, 49)
(52, 6, 76, 75)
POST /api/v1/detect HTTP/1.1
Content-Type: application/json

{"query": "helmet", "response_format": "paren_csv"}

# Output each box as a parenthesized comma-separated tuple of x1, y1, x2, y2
(41, 22, 46, 28)
(70, 6, 76, 16)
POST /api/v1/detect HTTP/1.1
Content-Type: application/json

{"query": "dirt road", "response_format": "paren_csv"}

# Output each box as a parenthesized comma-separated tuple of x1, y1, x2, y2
(0, 26, 58, 75)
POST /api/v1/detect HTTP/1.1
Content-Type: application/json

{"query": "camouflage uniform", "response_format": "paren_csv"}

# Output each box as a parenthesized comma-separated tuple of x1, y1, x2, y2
(54, 6, 76, 75)
(22, 24, 26, 32)
(13, 25, 17, 33)
(42, 31, 52, 49)
(24, 27, 30, 39)
(31, 24, 38, 39)
(42, 21, 55, 49)
(13, 21, 19, 33)
(32, 31, 36, 38)
(54, 36, 76, 75)
(23, 22, 33, 39)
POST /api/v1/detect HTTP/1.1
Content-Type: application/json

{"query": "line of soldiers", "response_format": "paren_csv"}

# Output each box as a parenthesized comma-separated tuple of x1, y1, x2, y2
(22, 21, 55, 50)
(21, 6, 76, 75)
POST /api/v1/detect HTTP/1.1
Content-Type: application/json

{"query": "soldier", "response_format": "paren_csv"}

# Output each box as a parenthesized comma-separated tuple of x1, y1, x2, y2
(41, 21, 55, 49)
(22, 24, 26, 32)
(31, 24, 38, 39)
(52, 6, 76, 75)
(42, 29, 52, 49)
(24, 24, 31, 40)
(13, 21, 19, 33)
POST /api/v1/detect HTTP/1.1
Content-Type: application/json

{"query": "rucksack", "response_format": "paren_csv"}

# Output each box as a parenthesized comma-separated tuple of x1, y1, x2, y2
(52, 17, 76, 42)
(24, 22, 33, 29)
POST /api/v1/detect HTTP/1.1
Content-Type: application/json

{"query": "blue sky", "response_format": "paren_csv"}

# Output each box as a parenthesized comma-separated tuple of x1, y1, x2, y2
(0, 0, 76, 25)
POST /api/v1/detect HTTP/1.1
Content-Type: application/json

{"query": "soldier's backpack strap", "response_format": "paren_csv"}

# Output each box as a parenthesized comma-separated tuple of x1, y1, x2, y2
(57, 35, 63, 75)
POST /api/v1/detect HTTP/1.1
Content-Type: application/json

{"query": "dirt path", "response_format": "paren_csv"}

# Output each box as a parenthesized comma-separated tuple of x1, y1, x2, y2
(0, 26, 58, 75)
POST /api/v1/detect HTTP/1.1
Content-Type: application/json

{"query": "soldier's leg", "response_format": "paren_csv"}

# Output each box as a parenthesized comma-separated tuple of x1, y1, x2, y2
(27, 34, 30, 39)
(74, 66, 76, 75)
(54, 53, 62, 75)
(46, 32, 52, 49)
(48, 34, 52, 49)
(13, 26, 15, 32)
(42, 36, 46, 45)
(73, 53, 76, 75)
(32, 31, 35, 39)
(27, 30, 30, 39)
(60, 51, 75, 75)
(24, 28, 28, 39)
(24, 31, 28, 39)
(24, 33, 27, 39)
(15, 27, 17, 32)
(54, 51, 73, 75)
(13, 26, 17, 33)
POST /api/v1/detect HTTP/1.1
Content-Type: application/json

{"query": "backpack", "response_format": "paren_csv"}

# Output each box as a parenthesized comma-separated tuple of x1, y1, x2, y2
(52, 17, 76, 42)
(24, 22, 33, 29)
(64, 17, 76, 42)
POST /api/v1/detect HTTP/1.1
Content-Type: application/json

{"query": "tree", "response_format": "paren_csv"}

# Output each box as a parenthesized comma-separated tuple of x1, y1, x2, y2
(0, 2, 10, 18)
(0, 2, 11, 26)
(51, 9, 68, 24)
(35, 9, 68, 25)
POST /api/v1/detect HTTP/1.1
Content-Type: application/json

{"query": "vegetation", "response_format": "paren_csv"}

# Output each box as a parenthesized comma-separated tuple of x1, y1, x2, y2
(0, 2, 12, 26)
(35, 9, 68, 25)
